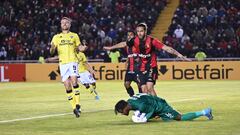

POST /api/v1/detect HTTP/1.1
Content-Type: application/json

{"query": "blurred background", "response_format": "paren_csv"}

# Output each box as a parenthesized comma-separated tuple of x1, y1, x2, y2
(0, 0, 239, 62)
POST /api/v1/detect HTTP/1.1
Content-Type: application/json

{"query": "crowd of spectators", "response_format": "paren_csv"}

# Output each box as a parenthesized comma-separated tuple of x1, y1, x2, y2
(162, 0, 240, 58)
(1, 0, 239, 61)
(0, 0, 167, 61)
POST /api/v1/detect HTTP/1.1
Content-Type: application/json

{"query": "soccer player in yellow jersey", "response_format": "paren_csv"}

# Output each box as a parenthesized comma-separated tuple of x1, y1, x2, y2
(50, 17, 86, 118)
(76, 51, 100, 100)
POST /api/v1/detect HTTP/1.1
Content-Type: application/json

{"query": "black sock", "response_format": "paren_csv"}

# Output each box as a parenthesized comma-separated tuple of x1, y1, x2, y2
(138, 85, 142, 93)
(126, 86, 134, 97)
(73, 84, 79, 89)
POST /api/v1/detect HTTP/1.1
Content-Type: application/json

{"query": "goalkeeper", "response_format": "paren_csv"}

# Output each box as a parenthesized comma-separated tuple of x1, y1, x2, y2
(114, 93, 213, 123)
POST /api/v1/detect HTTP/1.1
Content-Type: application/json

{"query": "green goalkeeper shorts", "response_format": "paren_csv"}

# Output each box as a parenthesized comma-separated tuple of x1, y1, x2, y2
(159, 103, 180, 121)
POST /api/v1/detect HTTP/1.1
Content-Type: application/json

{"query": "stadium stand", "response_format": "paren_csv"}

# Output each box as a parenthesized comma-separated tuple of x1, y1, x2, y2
(1, 0, 239, 62)
(162, 0, 240, 58)
(0, 0, 167, 61)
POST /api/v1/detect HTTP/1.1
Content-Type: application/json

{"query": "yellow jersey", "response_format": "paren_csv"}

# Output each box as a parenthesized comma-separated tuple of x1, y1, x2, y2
(51, 32, 80, 64)
(76, 52, 88, 73)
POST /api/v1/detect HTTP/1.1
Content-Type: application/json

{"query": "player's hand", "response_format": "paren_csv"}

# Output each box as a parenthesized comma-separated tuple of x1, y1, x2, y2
(45, 58, 49, 63)
(90, 70, 96, 76)
(79, 45, 88, 52)
(154, 115, 160, 119)
(132, 115, 147, 123)
(132, 111, 147, 123)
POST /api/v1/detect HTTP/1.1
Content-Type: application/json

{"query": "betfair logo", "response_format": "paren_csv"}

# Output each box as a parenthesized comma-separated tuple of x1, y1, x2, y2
(172, 64, 233, 80)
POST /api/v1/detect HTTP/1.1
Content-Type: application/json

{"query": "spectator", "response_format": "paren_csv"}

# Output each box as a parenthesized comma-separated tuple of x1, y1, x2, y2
(108, 49, 120, 63)
(0, 47, 7, 60)
(0, 0, 168, 60)
(174, 25, 184, 39)
(195, 49, 207, 61)
(163, 0, 240, 58)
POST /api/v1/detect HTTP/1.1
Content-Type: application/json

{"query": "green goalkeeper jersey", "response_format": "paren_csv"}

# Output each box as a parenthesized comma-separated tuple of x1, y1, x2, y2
(127, 93, 176, 120)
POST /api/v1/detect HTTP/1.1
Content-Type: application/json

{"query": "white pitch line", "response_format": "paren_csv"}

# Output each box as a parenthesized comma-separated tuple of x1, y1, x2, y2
(170, 98, 203, 103)
(0, 113, 72, 124)
(0, 109, 109, 124)
(0, 98, 203, 124)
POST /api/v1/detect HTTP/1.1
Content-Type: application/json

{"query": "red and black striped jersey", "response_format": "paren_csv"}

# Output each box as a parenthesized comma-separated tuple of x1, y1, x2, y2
(127, 35, 164, 71)
(126, 44, 139, 73)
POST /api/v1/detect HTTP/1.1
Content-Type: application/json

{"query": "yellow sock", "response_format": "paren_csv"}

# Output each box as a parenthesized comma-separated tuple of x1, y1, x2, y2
(90, 85, 98, 96)
(66, 90, 76, 109)
(73, 84, 80, 105)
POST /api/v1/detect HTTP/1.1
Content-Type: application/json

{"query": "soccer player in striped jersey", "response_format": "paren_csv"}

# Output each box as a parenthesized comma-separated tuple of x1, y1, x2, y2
(103, 31, 142, 97)
(126, 23, 191, 96)
(50, 17, 86, 118)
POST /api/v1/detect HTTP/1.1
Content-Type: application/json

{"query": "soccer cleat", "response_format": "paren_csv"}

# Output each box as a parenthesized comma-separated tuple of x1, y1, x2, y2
(203, 108, 213, 120)
(73, 108, 80, 118)
(90, 88, 100, 100)
(73, 104, 81, 118)
(76, 104, 81, 112)
(95, 95, 100, 100)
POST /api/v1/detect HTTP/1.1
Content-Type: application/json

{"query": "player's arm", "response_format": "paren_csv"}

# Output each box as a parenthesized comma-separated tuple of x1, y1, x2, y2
(103, 42, 127, 50)
(50, 35, 57, 56)
(162, 45, 191, 61)
(45, 56, 59, 63)
(75, 34, 88, 52)
(50, 43, 56, 56)
(78, 45, 88, 52)
(152, 38, 191, 61)
(84, 62, 96, 76)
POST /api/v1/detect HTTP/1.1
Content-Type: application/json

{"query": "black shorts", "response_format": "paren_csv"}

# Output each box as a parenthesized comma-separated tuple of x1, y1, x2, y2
(124, 71, 139, 83)
(139, 67, 158, 86)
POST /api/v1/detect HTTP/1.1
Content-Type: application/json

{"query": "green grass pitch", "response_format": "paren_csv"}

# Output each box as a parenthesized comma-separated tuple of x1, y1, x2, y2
(0, 81, 239, 135)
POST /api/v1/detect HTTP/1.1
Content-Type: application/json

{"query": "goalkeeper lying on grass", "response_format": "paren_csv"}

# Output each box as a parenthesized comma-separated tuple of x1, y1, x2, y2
(114, 93, 213, 123)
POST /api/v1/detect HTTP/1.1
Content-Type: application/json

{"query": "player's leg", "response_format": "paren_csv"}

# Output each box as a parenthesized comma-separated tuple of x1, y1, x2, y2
(146, 82, 157, 96)
(124, 72, 135, 97)
(138, 72, 148, 93)
(159, 99, 213, 121)
(87, 72, 99, 99)
(134, 73, 142, 93)
(137, 83, 142, 93)
(179, 108, 213, 121)
(90, 82, 100, 100)
(124, 81, 134, 97)
(63, 79, 80, 118)
(81, 71, 99, 99)
(146, 68, 158, 96)
(162, 106, 214, 121)
(69, 63, 81, 113)
(70, 75, 80, 106)
(60, 63, 79, 117)
(63, 79, 76, 110)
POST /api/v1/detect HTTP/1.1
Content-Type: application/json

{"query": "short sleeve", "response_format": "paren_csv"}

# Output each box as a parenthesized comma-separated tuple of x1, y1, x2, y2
(152, 38, 164, 50)
(82, 53, 87, 62)
(51, 35, 57, 47)
(117, 51, 120, 57)
(75, 34, 81, 47)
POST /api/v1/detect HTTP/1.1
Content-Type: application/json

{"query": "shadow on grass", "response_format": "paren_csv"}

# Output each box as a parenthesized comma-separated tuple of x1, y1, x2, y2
(108, 118, 212, 126)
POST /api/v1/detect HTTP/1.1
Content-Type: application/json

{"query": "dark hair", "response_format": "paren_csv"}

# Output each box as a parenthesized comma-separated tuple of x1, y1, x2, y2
(137, 23, 148, 31)
(127, 30, 135, 35)
(111, 49, 118, 52)
(114, 100, 128, 115)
